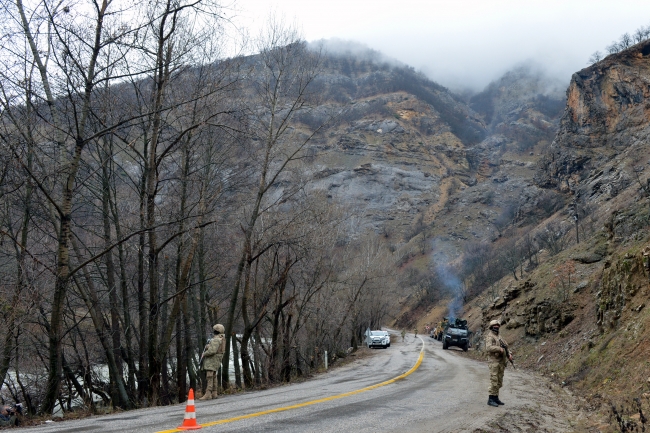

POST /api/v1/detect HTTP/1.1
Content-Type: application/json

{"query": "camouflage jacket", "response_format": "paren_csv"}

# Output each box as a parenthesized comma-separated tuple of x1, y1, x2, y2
(484, 329, 508, 366)
(202, 334, 225, 371)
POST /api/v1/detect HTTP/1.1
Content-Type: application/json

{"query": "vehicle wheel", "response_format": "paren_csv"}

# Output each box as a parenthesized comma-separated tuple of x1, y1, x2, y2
(463, 343, 468, 352)
(442, 340, 448, 350)
(387, 343, 391, 347)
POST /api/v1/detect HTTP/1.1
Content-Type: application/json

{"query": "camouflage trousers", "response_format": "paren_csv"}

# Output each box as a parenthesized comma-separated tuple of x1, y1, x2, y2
(488, 362, 505, 396)
(205, 370, 218, 395)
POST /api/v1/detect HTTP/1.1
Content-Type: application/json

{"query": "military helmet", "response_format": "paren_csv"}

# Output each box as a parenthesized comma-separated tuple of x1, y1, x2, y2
(489, 319, 501, 327)
(213, 324, 225, 334)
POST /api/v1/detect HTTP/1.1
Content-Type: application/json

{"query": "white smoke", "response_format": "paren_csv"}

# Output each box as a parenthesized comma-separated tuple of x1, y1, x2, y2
(430, 238, 464, 319)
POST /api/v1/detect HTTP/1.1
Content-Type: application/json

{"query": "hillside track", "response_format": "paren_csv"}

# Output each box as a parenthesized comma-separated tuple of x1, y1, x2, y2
(18, 333, 578, 433)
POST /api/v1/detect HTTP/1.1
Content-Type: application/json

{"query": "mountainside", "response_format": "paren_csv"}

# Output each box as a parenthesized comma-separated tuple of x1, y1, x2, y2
(300, 54, 485, 239)
(447, 40, 650, 432)
(301, 51, 567, 261)
(537, 41, 650, 192)
(242, 45, 650, 429)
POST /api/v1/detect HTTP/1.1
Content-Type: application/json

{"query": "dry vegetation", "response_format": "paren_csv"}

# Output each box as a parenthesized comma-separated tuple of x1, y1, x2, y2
(0, 1, 400, 418)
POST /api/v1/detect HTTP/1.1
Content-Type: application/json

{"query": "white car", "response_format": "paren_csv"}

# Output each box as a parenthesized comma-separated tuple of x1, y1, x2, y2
(368, 330, 390, 349)
(381, 330, 391, 347)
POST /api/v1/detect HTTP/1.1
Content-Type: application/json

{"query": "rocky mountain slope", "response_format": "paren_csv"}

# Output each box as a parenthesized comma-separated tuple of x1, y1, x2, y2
(301, 51, 567, 263)
(258, 40, 650, 430)
(427, 40, 650, 432)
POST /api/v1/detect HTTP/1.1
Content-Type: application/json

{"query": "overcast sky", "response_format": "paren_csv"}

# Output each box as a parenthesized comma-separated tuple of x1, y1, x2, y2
(230, 0, 650, 91)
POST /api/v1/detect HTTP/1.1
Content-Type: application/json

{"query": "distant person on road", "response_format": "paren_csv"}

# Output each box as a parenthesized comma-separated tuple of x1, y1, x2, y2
(401, 329, 406, 342)
(413, 328, 417, 338)
(200, 324, 226, 400)
(484, 319, 512, 407)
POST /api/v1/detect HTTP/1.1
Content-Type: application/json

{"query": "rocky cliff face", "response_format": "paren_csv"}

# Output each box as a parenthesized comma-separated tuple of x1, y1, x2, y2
(493, 41, 650, 340)
(301, 53, 567, 257)
(536, 40, 650, 192)
(459, 41, 650, 430)
(297, 56, 475, 239)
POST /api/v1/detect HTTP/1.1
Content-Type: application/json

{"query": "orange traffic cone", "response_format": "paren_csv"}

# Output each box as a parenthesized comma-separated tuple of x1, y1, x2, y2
(177, 388, 202, 430)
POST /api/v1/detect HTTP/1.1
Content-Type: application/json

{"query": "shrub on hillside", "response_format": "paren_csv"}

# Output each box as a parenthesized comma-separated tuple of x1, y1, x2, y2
(536, 221, 571, 256)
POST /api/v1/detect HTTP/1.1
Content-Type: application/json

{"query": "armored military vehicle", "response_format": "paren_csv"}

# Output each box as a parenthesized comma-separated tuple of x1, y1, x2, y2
(442, 318, 469, 351)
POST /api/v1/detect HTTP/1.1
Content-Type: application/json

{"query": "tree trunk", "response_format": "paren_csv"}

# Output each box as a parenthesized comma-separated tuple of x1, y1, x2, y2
(42, 153, 77, 414)
(282, 313, 293, 382)
(137, 133, 150, 403)
(232, 334, 242, 388)
(101, 136, 122, 378)
(110, 189, 138, 399)
(183, 288, 197, 396)
(253, 330, 263, 385)
(71, 239, 131, 409)
(197, 226, 208, 349)
(0, 134, 33, 388)
(239, 256, 254, 388)
(176, 312, 186, 402)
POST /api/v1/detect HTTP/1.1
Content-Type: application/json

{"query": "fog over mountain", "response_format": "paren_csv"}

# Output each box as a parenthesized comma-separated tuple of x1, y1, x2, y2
(311, 39, 570, 98)
(235, 0, 650, 91)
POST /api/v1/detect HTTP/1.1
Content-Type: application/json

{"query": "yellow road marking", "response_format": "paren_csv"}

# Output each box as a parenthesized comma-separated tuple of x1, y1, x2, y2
(156, 338, 425, 433)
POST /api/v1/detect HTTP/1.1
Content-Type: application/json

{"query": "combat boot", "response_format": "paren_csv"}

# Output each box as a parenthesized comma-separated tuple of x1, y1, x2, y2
(487, 395, 499, 407)
(199, 389, 212, 400)
(494, 396, 505, 405)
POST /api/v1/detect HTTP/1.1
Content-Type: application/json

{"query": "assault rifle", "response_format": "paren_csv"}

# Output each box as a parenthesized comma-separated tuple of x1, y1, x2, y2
(199, 338, 212, 365)
(500, 341, 516, 369)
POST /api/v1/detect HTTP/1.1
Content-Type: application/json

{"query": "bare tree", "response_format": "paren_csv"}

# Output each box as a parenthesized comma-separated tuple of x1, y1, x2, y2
(588, 51, 603, 64)
(620, 33, 633, 49)
(521, 232, 539, 268)
(0, 0, 142, 412)
(600, 25, 650, 58)
(550, 261, 576, 302)
(536, 221, 570, 256)
(633, 26, 649, 43)
(0, 0, 239, 412)
(607, 41, 622, 54)
(499, 238, 521, 281)
(0, 0, 408, 417)
(221, 18, 325, 385)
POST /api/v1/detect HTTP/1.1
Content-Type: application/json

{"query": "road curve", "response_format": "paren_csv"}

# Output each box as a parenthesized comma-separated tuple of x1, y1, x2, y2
(17, 333, 572, 433)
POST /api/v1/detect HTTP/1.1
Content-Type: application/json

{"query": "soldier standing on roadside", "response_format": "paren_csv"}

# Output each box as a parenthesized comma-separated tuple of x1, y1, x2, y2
(484, 319, 512, 407)
(199, 324, 226, 400)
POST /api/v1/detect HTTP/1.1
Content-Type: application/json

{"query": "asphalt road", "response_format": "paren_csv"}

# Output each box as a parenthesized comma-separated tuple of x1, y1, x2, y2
(17, 333, 573, 433)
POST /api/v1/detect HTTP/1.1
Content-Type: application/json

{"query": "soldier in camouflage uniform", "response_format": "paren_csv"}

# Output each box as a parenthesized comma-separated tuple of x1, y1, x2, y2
(484, 319, 512, 407)
(435, 318, 449, 340)
(199, 324, 226, 400)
